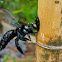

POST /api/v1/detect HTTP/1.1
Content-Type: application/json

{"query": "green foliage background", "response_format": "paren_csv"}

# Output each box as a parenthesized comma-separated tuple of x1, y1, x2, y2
(0, 0, 38, 25)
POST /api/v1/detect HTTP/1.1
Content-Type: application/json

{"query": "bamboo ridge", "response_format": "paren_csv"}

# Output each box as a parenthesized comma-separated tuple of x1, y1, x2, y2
(36, 0, 62, 62)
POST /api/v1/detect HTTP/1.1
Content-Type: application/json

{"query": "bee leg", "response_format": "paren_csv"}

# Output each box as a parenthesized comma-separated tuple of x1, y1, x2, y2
(22, 38, 31, 41)
(15, 38, 25, 55)
(27, 34, 31, 41)
(17, 32, 31, 41)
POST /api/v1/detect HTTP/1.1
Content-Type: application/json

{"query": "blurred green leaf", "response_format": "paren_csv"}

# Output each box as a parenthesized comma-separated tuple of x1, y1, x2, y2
(1, 55, 9, 61)
(13, 59, 17, 62)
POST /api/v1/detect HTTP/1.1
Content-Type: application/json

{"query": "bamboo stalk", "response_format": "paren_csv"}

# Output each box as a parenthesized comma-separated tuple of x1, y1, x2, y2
(36, 0, 62, 62)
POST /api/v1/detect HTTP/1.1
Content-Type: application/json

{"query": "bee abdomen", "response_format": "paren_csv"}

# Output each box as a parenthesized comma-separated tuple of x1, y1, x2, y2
(0, 30, 16, 50)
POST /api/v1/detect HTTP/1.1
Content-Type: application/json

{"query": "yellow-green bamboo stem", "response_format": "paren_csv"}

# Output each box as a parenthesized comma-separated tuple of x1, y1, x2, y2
(36, 0, 62, 62)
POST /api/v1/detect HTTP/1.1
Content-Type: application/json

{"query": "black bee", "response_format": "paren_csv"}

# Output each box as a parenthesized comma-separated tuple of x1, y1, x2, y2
(0, 9, 40, 55)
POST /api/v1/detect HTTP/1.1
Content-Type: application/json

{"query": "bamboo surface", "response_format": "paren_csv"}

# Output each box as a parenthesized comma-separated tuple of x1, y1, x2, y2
(36, 0, 62, 62)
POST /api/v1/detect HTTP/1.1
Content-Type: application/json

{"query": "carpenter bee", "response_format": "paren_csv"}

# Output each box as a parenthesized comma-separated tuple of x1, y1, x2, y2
(0, 9, 40, 55)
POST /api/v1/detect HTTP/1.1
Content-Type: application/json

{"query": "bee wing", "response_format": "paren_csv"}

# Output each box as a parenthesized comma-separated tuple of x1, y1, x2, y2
(0, 9, 21, 27)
